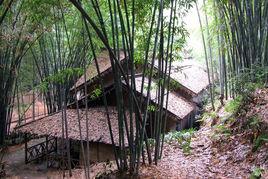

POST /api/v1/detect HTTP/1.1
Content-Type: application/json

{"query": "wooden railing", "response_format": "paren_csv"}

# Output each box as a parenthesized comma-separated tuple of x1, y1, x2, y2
(47, 154, 80, 169)
(25, 137, 57, 164)
(0, 162, 5, 177)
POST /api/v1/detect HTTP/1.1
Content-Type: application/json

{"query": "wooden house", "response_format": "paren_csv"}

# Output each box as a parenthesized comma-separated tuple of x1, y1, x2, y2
(15, 107, 132, 166)
(127, 76, 195, 132)
(153, 60, 210, 105)
(14, 50, 210, 168)
(68, 51, 208, 132)
(69, 50, 196, 132)
(68, 50, 127, 108)
(152, 59, 210, 128)
(170, 60, 209, 105)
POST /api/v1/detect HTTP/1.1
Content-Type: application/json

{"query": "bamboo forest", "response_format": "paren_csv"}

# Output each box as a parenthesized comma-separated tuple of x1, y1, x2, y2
(0, 0, 268, 178)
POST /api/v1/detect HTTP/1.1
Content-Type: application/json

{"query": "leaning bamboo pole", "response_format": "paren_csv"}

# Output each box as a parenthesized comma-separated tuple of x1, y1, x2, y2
(195, 1, 215, 111)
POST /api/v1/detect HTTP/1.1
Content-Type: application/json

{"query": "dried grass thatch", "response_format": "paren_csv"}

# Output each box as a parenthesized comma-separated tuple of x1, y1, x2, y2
(132, 77, 195, 120)
(154, 60, 209, 95)
(71, 50, 126, 90)
(15, 107, 133, 146)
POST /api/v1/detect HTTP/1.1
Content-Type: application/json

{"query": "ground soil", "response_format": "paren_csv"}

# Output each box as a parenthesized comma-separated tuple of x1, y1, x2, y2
(138, 127, 253, 178)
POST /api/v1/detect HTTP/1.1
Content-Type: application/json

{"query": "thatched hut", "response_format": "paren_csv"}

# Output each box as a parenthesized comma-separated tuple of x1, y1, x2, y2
(153, 60, 210, 104)
(68, 52, 206, 133)
(170, 60, 209, 104)
(126, 76, 195, 132)
(15, 107, 132, 165)
(68, 50, 127, 108)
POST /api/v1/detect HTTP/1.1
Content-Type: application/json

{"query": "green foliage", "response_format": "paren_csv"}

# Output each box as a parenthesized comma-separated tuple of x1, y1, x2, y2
(90, 86, 102, 100)
(157, 78, 164, 87)
(199, 111, 217, 123)
(202, 0, 268, 102)
(230, 64, 267, 97)
(213, 124, 231, 136)
(23, 0, 63, 25)
(165, 128, 196, 154)
(37, 68, 83, 92)
(224, 96, 243, 114)
(144, 82, 158, 91)
(134, 0, 195, 66)
(169, 80, 182, 91)
(147, 105, 157, 112)
(144, 68, 158, 78)
(223, 117, 236, 124)
(247, 115, 261, 130)
(147, 138, 156, 149)
(47, 68, 84, 84)
(250, 167, 264, 179)
(18, 55, 35, 92)
(253, 134, 268, 152)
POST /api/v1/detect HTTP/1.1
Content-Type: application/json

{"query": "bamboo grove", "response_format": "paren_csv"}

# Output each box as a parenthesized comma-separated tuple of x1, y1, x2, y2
(216, 0, 268, 97)
(194, 0, 268, 111)
(0, 0, 194, 176)
(0, 0, 47, 145)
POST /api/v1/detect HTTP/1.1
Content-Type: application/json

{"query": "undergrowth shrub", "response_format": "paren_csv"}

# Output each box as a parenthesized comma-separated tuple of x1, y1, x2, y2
(231, 65, 267, 97)
(250, 167, 264, 179)
(214, 124, 231, 135)
(211, 123, 232, 141)
(165, 128, 196, 154)
(224, 95, 243, 114)
(198, 111, 217, 123)
(247, 115, 262, 130)
(90, 86, 102, 100)
(253, 134, 268, 152)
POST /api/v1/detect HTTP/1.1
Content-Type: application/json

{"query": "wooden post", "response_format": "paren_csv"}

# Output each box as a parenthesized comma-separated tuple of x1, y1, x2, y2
(32, 58, 35, 121)
(32, 91, 35, 121)
(55, 137, 58, 153)
(97, 142, 100, 162)
(24, 134, 27, 164)
(45, 136, 48, 168)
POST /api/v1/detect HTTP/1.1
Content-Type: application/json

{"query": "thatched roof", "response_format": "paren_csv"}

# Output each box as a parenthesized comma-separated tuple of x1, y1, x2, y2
(131, 77, 195, 120)
(15, 107, 132, 146)
(154, 60, 209, 95)
(71, 50, 126, 90)
(170, 60, 209, 94)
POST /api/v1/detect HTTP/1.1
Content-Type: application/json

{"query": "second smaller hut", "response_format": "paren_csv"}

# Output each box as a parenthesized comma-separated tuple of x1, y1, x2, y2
(123, 76, 195, 133)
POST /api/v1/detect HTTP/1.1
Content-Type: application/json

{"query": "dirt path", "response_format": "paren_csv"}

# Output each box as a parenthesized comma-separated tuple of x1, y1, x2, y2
(139, 127, 213, 178)
(138, 126, 255, 178)
(138, 88, 268, 178)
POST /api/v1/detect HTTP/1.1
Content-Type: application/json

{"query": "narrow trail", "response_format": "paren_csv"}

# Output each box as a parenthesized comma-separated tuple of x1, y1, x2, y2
(139, 126, 253, 178)
(139, 88, 268, 179)
(139, 127, 214, 178)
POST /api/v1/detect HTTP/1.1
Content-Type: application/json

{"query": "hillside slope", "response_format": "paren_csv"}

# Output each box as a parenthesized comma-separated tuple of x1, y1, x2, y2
(139, 88, 268, 178)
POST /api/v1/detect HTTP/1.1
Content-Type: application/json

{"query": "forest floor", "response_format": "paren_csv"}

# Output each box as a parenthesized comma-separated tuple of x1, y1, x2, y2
(2, 87, 268, 178)
(137, 87, 268, 178)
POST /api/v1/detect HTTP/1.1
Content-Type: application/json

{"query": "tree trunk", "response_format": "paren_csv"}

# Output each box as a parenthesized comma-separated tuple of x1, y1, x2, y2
(0, 105, 7, 146)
